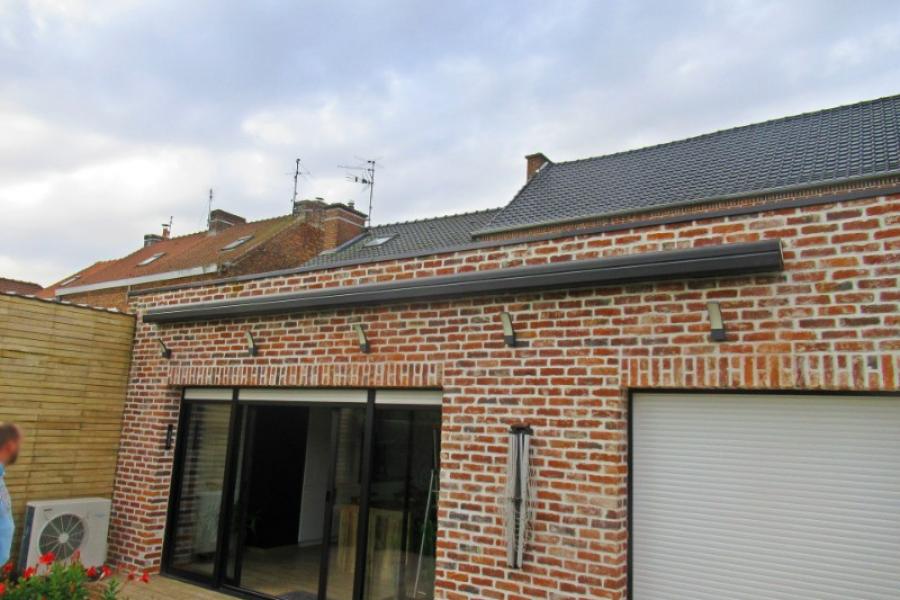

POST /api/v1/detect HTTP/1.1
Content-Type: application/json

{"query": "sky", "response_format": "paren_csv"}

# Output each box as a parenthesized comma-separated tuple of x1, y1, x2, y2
(2, 0, 900, 286)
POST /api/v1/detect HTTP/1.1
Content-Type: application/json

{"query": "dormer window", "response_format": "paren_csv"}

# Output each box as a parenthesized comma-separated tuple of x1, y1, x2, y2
(138, 252, 165, 266)
(222, 235, 253, 251)
(364, 235, 395, 247)
(59, 275, 80, 287)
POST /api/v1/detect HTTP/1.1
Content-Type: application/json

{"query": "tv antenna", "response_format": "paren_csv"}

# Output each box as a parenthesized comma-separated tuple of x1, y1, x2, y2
(206, 188, 214, 229)
(290, 158, 312, 206)
(339, 158, 377, 226)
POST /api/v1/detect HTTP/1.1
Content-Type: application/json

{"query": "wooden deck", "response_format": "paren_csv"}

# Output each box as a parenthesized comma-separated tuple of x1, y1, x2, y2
(126, 576, 232, 600)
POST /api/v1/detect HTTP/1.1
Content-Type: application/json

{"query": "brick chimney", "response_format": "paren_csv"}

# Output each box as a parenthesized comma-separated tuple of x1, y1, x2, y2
(525, 152, 551, 181)
(323, 203, 367, 250)
(292, 198, 367, 250)
(208, 209, 246, 233)
(292, 198, 328, 225)
(144, 222, 171, 247)
(143, 233, 162, 247)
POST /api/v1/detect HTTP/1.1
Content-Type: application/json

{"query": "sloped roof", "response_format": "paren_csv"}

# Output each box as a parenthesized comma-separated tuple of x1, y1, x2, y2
(41, 214, 299, 296)
(304, 208, 502, 269)
(0, 277, 42, 295)
(477, 94, 900, 235)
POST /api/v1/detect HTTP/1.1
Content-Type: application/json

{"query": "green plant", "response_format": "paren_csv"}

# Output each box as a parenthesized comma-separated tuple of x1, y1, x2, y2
(0, 552, 149, 599)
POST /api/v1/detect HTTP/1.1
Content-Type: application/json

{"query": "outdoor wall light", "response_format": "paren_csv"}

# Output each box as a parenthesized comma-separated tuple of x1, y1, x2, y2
(165, 423, 175, 450)
(500, 312, 517, 347)
(352, 323, 370, 353)
(245, 330, 259, 356)
(707, 301, 726, 342)
(157, 337, 172, 359)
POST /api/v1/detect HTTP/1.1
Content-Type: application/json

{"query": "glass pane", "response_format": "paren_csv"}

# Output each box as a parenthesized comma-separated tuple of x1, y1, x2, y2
(168, 402, 232, 578)
(365, 409, 441, 600)
(228, 405, 329, 599)
(325, 407, 367, 600)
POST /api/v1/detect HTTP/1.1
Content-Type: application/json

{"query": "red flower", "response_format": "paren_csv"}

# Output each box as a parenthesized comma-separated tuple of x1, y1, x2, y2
(101, 565, 112, 578)
(22, 566, 36, 580)
(0, 582, 5, 595)
(1, 562, 11, 575)
(127, 570, 136, 581)
(38, 551, 55, 565)
(86, 566, 98, 578)
(140, 571, 150, 583)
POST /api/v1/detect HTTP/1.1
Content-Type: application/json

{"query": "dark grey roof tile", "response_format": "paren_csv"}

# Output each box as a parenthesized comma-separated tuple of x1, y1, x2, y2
(304, 208, 502, 268)
(478, 94, 900, 234)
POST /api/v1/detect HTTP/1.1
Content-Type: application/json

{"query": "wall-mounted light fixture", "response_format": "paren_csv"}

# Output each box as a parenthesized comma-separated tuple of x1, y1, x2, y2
(245, 330, 259, 356)
(352, 323, 370, 353)
(165, 423, 175, 450)
(500, 312, 517, 347)
(707, 301, 726, 342)
(157, 337, 172, 359)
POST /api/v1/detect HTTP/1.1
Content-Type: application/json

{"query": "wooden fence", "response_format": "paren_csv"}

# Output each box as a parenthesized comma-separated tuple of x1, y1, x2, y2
(0, 293, 135, 559)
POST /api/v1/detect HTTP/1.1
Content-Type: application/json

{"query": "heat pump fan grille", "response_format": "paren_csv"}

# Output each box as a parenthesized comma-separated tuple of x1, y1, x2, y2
(39, 513, 86, 560)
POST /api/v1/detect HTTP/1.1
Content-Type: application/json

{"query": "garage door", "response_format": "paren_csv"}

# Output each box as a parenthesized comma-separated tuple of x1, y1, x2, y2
(632, 393, 900, 600)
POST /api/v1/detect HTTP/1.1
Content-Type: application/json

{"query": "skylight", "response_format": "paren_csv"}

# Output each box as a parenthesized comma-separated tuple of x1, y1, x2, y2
(138, 252, 165, 266)
(59, 275, 80, 287)
(364, 235, 395, 247)
(222, 235, 253, 251)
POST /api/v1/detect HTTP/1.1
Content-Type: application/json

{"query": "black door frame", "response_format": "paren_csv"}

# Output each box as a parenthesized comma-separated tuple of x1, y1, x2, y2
(162, 388, 441, 600)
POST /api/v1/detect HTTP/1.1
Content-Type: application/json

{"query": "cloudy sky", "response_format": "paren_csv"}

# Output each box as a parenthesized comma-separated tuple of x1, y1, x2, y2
(2, 0, 899, 286)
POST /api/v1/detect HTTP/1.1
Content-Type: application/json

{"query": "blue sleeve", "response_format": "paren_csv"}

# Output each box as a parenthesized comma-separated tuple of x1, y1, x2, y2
(0, 486, 13, 566)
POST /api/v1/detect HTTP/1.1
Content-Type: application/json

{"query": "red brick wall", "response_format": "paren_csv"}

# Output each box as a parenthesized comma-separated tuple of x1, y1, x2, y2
(110, 191, 900, 599)
(323, 207, 367, 250)
(228, 221, 323, 276)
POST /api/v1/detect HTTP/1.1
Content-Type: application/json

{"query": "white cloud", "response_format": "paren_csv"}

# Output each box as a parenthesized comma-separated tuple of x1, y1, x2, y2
(1, 0, 899, 287)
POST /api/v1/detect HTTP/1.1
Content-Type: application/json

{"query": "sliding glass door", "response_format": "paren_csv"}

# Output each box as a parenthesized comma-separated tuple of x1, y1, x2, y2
(165, 400, 234, 581)
(164, 389, 441, 600)
(365, 409, 441, 600)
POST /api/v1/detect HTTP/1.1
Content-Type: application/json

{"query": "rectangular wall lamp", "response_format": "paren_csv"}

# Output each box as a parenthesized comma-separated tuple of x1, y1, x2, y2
(157, 337, 172, 359)
(165, 424, 175, 450)
(707, 301, 726, 342)
(500, 312, 517, 347)
(245, 330, 259, 356)
(352, 323, 370, 353)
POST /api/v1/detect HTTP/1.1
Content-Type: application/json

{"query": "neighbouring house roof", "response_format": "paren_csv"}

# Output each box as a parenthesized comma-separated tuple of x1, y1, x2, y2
(0, 277, 42, 295)
(41, 214, 301, 297)
(304, 208, 502, 269)
(476, 94, 900, 235)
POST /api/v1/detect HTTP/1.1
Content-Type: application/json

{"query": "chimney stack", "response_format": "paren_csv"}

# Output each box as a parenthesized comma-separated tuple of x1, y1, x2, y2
(143, 234, 163, 247)
(525, 152, 551, 181)
(292, 198, 367, 250)
(208, 209, 246, 233)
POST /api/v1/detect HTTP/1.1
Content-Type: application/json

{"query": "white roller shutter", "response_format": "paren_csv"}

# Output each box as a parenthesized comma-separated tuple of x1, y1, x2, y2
(632, 392, 900, 600)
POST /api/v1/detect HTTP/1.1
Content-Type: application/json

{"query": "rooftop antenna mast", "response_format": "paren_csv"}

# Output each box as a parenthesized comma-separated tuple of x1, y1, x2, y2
(289, 158, 312, 208)
(339, 158, 377, 226)
(206, 188, 214, 229)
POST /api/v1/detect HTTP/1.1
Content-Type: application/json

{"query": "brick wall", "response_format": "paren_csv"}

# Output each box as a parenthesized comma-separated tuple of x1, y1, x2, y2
(110, 190, 900, 599)
(227, 221, 323, 276)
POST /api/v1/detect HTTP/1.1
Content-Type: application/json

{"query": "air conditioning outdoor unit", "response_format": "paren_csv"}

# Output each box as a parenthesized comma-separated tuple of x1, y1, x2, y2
(17, 498, 111, 571)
